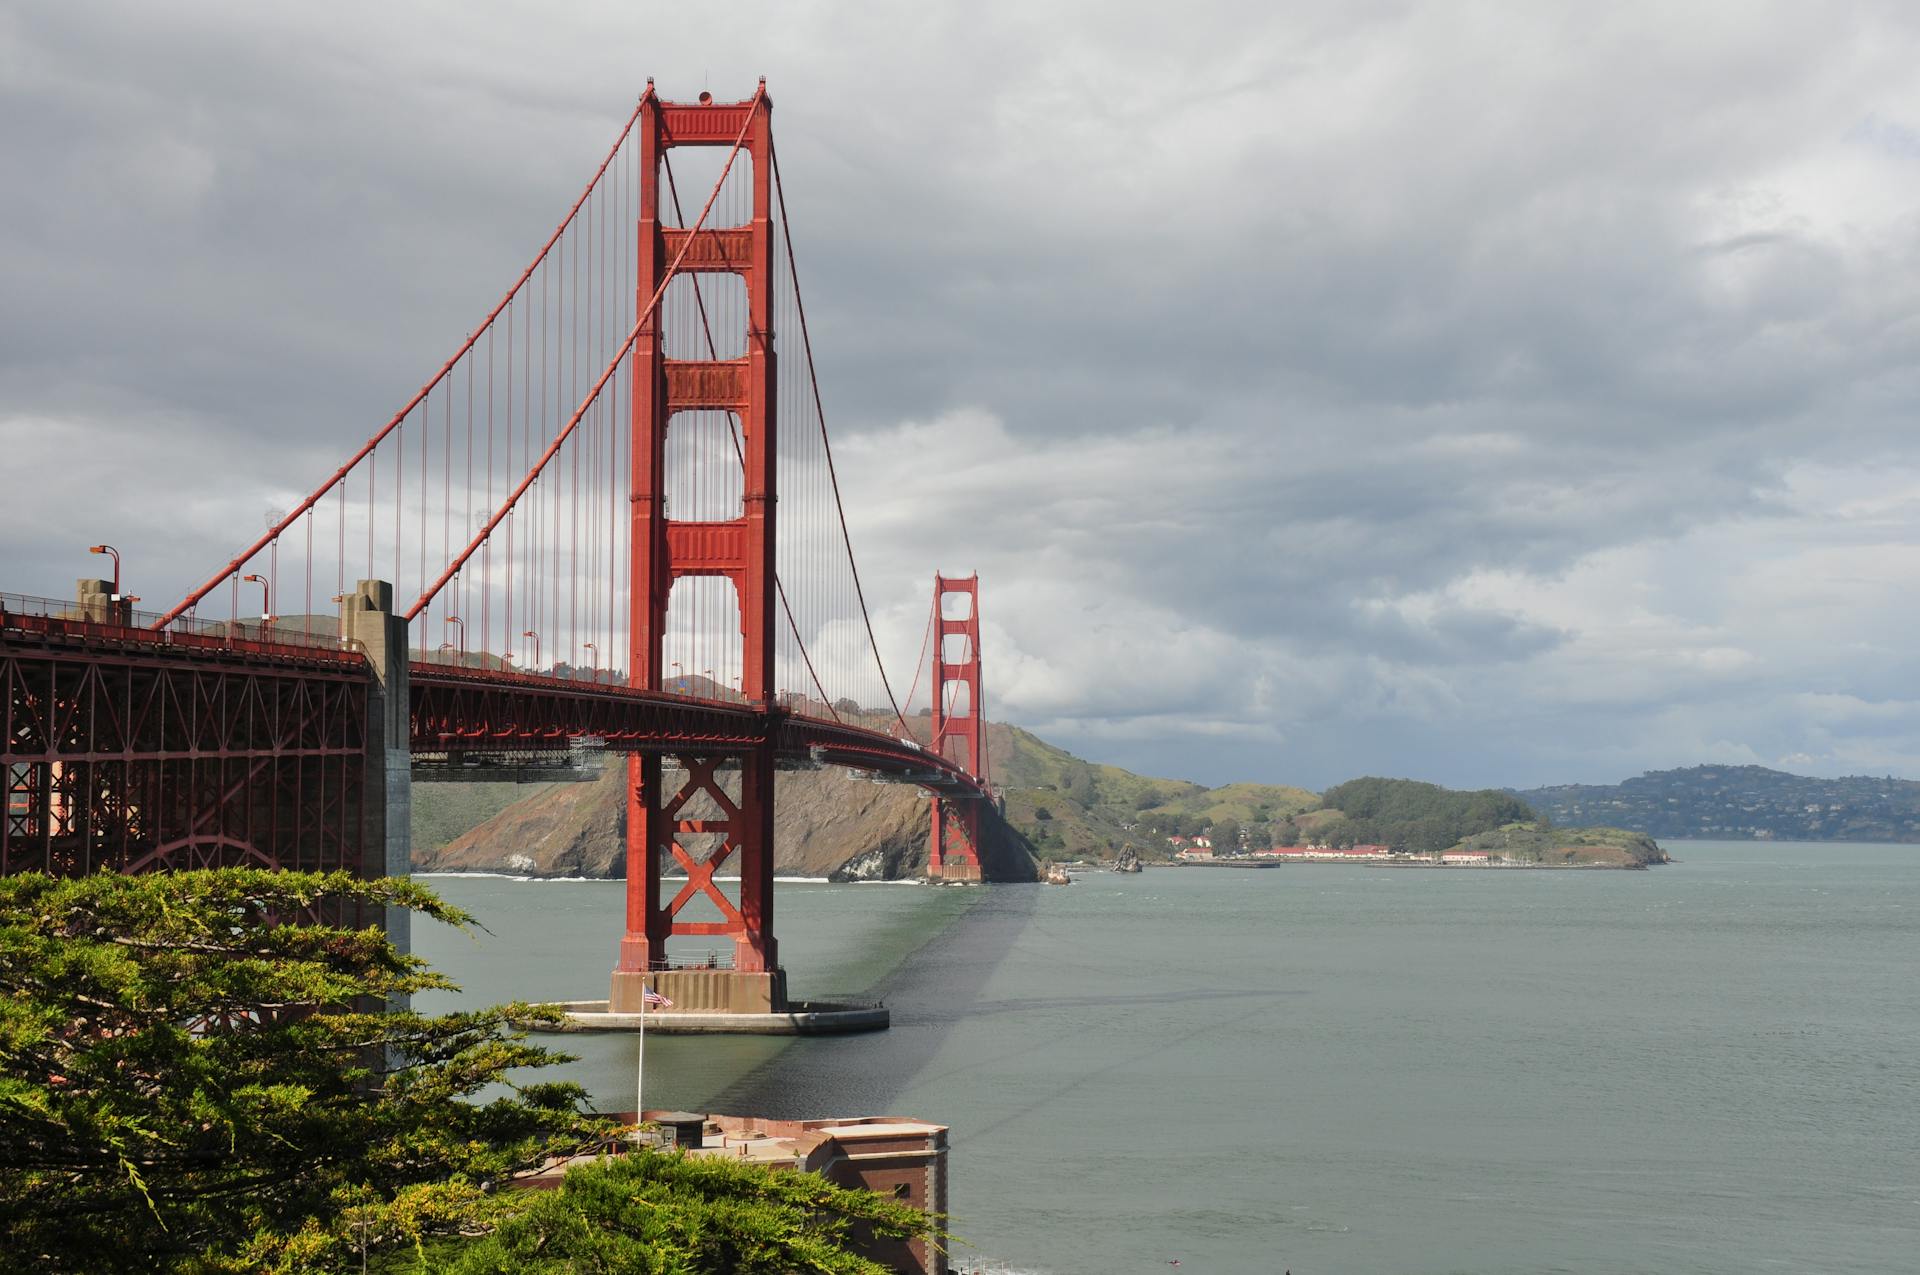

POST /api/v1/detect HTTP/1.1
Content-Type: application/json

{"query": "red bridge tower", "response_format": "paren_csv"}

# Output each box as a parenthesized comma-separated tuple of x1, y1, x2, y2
(928, 574, 985, 882)
(614, 85, 783, 1013)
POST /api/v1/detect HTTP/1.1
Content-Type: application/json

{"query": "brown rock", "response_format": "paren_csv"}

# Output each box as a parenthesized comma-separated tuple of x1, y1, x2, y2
(416, 762, 1037, 882)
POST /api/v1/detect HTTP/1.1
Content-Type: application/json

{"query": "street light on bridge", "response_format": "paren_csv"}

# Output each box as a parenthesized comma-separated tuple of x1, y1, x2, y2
(522, 629, 540, 671)
(241, 573, 272, 635)
(88, 544, 120, 597)
(445, 615, 465, 662)
(582, 642, 598, 683)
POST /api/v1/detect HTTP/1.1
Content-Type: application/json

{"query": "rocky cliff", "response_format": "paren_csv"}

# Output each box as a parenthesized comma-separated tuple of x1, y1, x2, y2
(414, 761, 1038, 882)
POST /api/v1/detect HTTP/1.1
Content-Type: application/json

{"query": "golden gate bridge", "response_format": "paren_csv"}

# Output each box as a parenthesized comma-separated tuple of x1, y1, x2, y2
(0, 82, 992, 1016)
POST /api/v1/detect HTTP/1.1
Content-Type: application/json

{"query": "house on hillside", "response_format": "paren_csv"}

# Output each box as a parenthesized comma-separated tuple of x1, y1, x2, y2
(1175, 838, 1215, 861)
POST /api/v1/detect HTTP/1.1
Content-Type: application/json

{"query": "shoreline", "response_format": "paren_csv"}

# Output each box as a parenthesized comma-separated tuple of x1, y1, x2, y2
(1150, 857, 1656, 871)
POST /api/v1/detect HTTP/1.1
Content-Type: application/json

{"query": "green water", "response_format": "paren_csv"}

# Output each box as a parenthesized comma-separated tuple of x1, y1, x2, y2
(415, 842, 1920, 1273)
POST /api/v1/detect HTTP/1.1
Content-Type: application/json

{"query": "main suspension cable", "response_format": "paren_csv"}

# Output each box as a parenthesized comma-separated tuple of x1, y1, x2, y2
(768, 136, 909, 733)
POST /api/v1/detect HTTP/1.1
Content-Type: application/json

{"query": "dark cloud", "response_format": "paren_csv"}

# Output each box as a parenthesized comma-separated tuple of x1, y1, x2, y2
(8, 2, 1920, 788)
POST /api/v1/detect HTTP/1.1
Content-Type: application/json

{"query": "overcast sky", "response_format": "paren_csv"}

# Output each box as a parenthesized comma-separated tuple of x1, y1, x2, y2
(8, 1, 1920, 791)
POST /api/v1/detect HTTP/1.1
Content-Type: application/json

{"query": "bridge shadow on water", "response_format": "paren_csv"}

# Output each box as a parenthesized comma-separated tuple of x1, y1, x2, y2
(702, 883, 1301, 1121)
(704, 883, 1046, 1119)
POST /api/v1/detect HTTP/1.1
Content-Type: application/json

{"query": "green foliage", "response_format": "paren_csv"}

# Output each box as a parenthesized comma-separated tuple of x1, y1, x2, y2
(411, 780, 557, 856)
(1452, 823, 1668, 867)
(448, 1147, 941, 1275)
(1313, 777, 1538, 854)
(1141, 782, 1319, 829)
(0, 870, 605, 1272)
(0, 869, 944, 1273)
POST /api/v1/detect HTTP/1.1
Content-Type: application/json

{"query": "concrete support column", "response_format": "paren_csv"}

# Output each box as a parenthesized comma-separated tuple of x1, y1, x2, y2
(75, 578, 129, 626)
(342, 580, 411, 964)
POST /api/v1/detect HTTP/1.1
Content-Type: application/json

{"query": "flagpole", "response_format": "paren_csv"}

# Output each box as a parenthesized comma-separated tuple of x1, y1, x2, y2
(636, 985, 646, 1121)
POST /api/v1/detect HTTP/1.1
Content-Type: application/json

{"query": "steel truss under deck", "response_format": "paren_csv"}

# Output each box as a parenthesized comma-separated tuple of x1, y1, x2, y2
(2, 620, 371, 878)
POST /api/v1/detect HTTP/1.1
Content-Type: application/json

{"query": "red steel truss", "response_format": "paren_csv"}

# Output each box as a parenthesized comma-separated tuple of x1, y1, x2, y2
(928, 574, 986, 879)
(0, 597, 985, 885)
(2, 611, 370, 880)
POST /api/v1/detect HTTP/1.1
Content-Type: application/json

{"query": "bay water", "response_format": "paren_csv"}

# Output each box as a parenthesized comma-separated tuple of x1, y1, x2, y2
(414, 841, 1920, 1273)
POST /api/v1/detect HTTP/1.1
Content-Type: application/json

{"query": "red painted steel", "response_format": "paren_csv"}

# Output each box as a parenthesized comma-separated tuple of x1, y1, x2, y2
(623, 86, 780, 976)
(2, 606, 370, 880)
(928, 575, 986, 876)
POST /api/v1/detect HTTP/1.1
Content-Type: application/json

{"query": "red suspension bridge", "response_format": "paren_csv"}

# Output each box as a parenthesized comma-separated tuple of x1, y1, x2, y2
(1, 83, 995, 1014)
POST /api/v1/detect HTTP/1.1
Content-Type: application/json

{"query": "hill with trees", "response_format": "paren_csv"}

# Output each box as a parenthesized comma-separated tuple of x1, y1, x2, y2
(1516, 764, 1920, 842)
(411, 719, 1668, 876)
(1293, 777, 1537, 854)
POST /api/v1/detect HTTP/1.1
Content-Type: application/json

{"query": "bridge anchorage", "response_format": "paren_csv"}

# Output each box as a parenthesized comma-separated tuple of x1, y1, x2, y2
(2, 80, 999, 1022)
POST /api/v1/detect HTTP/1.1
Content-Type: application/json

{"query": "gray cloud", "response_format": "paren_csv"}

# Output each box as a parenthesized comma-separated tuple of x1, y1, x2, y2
(8, 2, 1920, 790)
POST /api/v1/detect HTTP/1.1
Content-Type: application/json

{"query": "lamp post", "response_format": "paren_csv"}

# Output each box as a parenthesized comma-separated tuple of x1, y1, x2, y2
(437, 642, 459, 663)
(522, 629, 540, 671)
(445, 615, 465, 662)
(241, 573, 272, 635)
(88, 544, 120, 597)
(670, 660, 683, 690)
(582, 642, 598, 683)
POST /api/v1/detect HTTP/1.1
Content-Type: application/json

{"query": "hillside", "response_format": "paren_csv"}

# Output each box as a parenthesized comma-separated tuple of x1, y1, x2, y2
(1451, 823, 1669, 867)
(412, 760, 1039, 882)
(406, 719, 1676, 877)
(1517, 765, 1920, 842)
(1291, 777, 1536, 854)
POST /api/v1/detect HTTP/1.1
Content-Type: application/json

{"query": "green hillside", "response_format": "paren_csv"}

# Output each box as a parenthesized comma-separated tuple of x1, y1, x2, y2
(412, 781, 558, 858)
(404, 716, 1666, 870)
(982, 722, 1312, 860)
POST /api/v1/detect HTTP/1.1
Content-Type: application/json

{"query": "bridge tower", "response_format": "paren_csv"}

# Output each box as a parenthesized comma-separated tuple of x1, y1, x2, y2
(928, 574, 985, 882)
(613, 84, 784, 1014)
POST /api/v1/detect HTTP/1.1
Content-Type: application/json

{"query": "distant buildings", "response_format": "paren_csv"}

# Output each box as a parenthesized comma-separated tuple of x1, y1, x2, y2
(1172, 836, 1511, 865)
(1266, 844, 1391, 860)
(1169, 834, 1214, 860)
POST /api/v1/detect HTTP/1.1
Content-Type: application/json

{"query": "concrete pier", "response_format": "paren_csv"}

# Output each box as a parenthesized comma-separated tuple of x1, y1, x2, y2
(342, 581, 411, 963)
(529, 999, 889, 1035)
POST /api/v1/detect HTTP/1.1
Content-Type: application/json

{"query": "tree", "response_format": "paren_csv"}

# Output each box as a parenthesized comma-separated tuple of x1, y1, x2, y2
(0, 870, 942, 1274)
(1061, 763, 1096, 804)
(449, 1144, 938, 1275)
(0, 869, 601, 1272)
(1210, 818, 1243, 852)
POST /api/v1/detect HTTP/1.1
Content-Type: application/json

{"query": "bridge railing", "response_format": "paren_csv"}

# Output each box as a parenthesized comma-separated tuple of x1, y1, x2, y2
(1, 592, 362, 665)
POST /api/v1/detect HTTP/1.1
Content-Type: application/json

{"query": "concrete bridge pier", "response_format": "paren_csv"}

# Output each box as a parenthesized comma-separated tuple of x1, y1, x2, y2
(342, 580, 411, 962)
(74, 578, 131, 626)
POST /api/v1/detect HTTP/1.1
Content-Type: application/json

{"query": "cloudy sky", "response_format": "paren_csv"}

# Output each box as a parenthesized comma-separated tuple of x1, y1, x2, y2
(8, 1, 1920, 791)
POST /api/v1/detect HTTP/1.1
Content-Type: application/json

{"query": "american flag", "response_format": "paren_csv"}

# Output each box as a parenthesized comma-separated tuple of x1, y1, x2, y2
(642, 986, 673, 1008)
